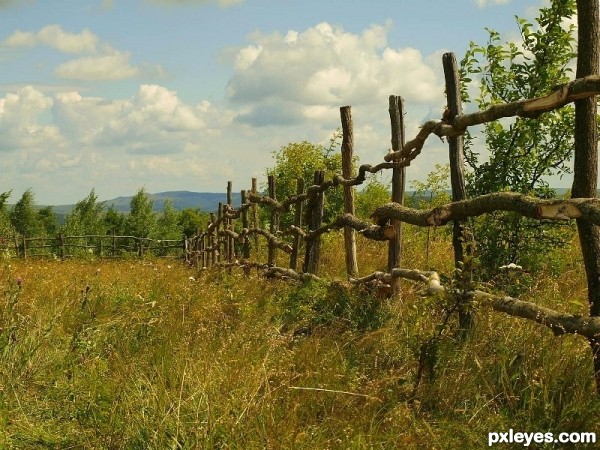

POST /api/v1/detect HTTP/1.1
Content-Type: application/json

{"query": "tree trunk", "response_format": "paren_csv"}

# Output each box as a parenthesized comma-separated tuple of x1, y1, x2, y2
(573, 0, 600, 392)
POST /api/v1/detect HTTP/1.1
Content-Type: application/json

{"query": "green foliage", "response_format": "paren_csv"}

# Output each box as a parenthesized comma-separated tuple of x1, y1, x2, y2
(127, 188, 156, 238)
(64, 189, 105, 236)
(266, 139, 345, 227)
(460, 0, 577, 276)
(103, 205, 127, 235)
(10, 189, 42, 237)
(355, 176, 390, 219)
(178, 208, 207, 238)
(156, 199, 181, 240)
(410, 163, 451, 209)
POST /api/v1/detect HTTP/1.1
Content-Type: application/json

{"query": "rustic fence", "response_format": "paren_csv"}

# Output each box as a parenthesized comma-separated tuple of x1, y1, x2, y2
(2, 232, 187, 259)
(185, 50, 600, 366)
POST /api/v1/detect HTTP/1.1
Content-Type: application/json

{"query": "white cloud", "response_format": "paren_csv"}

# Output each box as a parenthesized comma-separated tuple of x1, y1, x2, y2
(146, 0, 244, 6)
(2, 25, 163, 81)
(3, 25, 99, 54)
(226, 21, 442, 128)
(474, 0, 511, 7)
(54, 51, 139, 80)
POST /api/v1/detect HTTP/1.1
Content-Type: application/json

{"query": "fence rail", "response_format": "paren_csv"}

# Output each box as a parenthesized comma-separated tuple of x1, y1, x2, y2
(1, 233, 187, 259)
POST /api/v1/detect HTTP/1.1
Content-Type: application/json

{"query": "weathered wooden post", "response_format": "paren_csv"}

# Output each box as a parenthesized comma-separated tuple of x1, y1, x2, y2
(209, 213, 216, 267)
(340, 106, 359, 277)
(251, 177, 259, 247)
(289, 178, 304, 271)
(303, 170, 325, 275)
(111, 230, 116, 258)
(217, 203, 223, 264)
(388, 95, 406, 298)
(227, 181, 234, 273)
(59, 233, 66, 260)
(22, 236, 27, 259)
(241, 190, 251, 275)
(267, 175, 279, 267)
(443, 52, 473, 332)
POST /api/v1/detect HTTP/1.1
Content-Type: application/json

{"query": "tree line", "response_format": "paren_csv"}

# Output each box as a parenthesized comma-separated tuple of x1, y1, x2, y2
(0, 188, 209, 242)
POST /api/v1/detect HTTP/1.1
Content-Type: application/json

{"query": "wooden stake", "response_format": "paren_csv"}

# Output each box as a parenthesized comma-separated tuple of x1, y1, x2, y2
(267, 175, 279, 267)
(340, 106, 359, 277)
(290, 178, 304, 271)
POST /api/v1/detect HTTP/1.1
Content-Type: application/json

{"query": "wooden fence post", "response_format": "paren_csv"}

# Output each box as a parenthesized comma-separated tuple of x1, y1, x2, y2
(111, 231, 116, 258)
(241, 190, 251, 275)
(59, 233, 66, 260)
(227, 181, 234, 273)
(340, 106, 359, 277)
(443, 52, 473, 332)
(303, 170, 325, 275)
(217, 204, 223, 264)
(22, 236, 27, 259)
(267, 175, 279, 267)
(251, 177, 259, 247)
(290, 178, 304, 271)
(209, 213, 216, 267)
(388, 95, 406, 298)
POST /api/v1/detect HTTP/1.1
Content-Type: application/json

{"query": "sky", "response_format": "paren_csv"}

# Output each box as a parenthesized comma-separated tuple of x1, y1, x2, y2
(0, 0, 568, 205)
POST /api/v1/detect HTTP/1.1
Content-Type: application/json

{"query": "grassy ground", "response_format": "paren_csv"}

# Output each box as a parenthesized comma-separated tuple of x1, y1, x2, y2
(1, 231, 600, 449)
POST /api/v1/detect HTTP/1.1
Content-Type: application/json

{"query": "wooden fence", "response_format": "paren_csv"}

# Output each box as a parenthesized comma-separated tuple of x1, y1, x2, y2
(2, 233, 186, 259)
(184, 50, 600, 359)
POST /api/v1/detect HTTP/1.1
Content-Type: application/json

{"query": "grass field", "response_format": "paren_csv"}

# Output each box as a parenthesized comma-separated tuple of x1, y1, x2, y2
(1, 231, 600, 449)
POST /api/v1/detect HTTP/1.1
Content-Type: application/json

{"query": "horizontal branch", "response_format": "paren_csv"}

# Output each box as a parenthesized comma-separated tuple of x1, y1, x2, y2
(371, 192, 600, 227)
(263, 266, 321, 282)
(356, 266, 600, 339)
(306, 213, 393, 242)
(385, 74, 600, 163)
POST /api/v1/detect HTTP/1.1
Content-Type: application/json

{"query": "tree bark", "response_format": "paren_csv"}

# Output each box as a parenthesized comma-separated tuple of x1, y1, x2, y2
(573, 0, 600, 392)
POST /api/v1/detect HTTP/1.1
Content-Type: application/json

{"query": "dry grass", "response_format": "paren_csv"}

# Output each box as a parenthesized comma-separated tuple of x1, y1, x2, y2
(1, 230, 599, 449)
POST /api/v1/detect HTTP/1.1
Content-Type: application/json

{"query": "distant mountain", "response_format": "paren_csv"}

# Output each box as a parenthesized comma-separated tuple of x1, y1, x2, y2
(50, 190, 242, 216)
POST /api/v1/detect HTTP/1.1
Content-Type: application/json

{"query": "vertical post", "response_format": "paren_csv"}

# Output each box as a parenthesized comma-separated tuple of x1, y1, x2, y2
(388, 96, 406, 297)
(289, 178, 304, 271)
(251, 177, 259, 247)
(267, 175, 279, 267)
(111, 230, 116, 258)
(217, 203, 223, 264)
(443, 52, 473, 332)
(303, 171, 325, 275)
(227, 181, 234, 273)
(22, 236, 27, 260)
(340, 106, 359, 277)
(209, 213, 216, 267)
(60, 233, 66, 260)
(241, 191, 250, 259)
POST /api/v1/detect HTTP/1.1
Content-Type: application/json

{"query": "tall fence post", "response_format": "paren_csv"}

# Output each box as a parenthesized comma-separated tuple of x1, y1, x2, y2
(267, 175, 279, 267)
(217, 203, 223, 265)
(443, 52, 473, 332)
(290, 178, 304, 271)
(303, 170, 325, 275)
(227, 181, 234, 273)
(241, 190, 251, 275)
(251, 177, 259, 248)
(388, 95, 406, 298)
(209, 213, 216, 267)
(340, 106, 359, 278)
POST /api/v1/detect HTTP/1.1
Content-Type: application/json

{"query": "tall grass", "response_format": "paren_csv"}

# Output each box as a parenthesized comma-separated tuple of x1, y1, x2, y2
(1, 228, 599, 449)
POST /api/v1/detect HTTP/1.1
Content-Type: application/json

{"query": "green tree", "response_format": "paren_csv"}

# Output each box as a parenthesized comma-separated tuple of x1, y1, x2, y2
(127, 188, 156, 238)
(38, 206, 58, 237)
(10, 189, 41, 237)
(179, 208, 206, 238)
(355, 176, 390, 219)
(460, 0, 577, 276)
(267, 139, 345, 227)
(0, 191, 13, 237)
(156, 199, 181, 240)
(103, 206, 127, 235)
(64, 189, 105, 236)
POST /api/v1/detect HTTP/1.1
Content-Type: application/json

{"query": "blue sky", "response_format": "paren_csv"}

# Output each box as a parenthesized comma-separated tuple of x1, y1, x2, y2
(0, 0, 564, 204)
